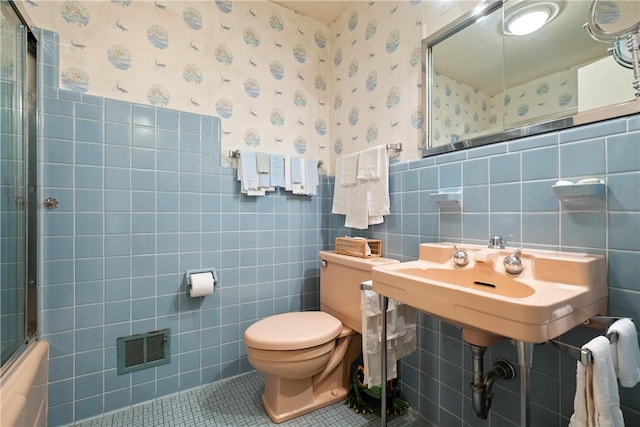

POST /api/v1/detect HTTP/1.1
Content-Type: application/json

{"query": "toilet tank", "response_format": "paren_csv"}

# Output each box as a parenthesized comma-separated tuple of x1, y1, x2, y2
(319, 251, 399, 334)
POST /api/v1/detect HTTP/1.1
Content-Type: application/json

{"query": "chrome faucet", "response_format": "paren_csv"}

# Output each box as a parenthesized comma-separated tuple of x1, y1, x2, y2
(453, 245, 469, 266)
(503, 249, 523, 274)
(488, 235, 505, 249)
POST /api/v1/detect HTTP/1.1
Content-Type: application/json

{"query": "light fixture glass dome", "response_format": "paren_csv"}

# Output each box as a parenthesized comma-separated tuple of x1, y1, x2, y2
(504, 2, 560, 36)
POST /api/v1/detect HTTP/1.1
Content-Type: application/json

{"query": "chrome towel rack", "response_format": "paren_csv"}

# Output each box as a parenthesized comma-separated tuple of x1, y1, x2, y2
(228, 143, 402, 167)
(549, 316, 638, 366)
(228, 150, 323, 168)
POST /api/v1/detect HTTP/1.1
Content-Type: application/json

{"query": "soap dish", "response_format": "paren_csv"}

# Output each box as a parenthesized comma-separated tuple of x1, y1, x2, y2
(552, 181, 605, 197)
(552, 180, 605, 206)
(430, 189, 462, 209)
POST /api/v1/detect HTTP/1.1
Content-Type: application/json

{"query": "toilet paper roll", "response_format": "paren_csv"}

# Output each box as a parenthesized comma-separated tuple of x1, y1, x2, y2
(189, 272, 215, 297)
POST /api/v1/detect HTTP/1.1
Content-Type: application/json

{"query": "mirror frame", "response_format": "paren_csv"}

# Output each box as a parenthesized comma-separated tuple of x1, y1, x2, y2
(421, 0, 640, 158)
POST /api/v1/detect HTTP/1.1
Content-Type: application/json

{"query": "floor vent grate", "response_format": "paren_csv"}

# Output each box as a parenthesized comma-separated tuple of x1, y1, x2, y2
(117, 329, 170, 375)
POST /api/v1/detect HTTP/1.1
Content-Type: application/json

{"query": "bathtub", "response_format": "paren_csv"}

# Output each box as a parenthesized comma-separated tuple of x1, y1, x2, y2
(1, 341, 48, 427)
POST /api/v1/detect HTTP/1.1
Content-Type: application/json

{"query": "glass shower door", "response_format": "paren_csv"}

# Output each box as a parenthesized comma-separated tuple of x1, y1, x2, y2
(0, 1, 34, 367)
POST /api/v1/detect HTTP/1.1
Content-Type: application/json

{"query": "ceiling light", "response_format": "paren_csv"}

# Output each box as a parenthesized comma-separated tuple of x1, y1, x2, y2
(504, 2, 560, 36)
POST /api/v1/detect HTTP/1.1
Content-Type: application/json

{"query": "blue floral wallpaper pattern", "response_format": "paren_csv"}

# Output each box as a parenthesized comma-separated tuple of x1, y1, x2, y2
(19, 0, 601, 169)
(431, 67, 578, 146)
(329, 1, 426, 162)
(24, 0, 444, 169)
(24, 0, 334, 167)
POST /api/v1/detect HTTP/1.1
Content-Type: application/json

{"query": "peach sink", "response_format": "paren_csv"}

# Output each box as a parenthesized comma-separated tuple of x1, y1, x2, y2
(371, 243, 608, 344)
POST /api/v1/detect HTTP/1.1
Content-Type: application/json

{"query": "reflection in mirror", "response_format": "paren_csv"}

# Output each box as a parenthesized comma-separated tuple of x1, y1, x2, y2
(585, 0, 640, 97)
(423, 0, 640, 157)
(588, 0, 640, 39)
(429, 2, 504, 147)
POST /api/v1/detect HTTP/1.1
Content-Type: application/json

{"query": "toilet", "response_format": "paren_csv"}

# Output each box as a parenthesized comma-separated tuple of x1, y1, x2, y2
(244, 250, 399, 423)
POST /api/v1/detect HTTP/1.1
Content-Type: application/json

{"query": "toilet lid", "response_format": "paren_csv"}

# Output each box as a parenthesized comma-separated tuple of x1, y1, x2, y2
(244, 312, 342, 351)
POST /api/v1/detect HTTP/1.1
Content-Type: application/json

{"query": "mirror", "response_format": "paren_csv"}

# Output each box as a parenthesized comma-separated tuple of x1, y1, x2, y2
(423, 0, 640, 157)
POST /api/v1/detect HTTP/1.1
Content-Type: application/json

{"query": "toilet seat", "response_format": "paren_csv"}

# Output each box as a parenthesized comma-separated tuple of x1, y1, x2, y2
(244, 312, 342, 350)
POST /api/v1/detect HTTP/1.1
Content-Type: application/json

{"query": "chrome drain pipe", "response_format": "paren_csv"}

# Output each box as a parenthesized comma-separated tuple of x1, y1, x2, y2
(469, 344, 516, 419)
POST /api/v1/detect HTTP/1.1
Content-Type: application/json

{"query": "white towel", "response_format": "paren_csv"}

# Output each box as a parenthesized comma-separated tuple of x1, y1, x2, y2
(332, 148, 389, 229)
(256, 152, 272, 190)
(237, 151, 266, 196)
(357, 145, 382, 180)
(367, 145, 389, 220)
(291, 159, 306, 195)
(332, 157, 348, 214)
(340, 153, 358, 187)
(607, 318, 640, 388)
(569, 336, 625, 427)
(344, 181, 369, 229)
(284, 156, 292, 191)
(334, 152, 367, 228)
(239, 151, 259, 191)
(360, 285, 416, 387)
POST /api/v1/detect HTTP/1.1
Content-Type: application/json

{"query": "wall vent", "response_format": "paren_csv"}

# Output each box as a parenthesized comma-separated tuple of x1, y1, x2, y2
(117, 329, 170, 375)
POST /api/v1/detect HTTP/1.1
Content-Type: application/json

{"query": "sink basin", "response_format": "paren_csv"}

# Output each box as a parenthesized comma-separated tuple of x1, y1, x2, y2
(395, 267, 535, 298)
(372, 243, 608, 344)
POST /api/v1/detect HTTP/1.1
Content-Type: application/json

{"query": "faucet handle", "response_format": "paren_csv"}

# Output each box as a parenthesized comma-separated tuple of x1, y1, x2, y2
(504, 248, 523, 274)
(453, 245, 469, 266)
(489, 235, 505, 249)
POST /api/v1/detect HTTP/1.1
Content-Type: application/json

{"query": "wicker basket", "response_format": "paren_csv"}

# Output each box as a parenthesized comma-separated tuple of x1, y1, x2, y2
(335, 237, 382, 258)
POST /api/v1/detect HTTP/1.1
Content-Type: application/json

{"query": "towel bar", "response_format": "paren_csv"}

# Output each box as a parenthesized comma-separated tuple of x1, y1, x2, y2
(230, 144, 400, 162)
(549, 316, 638, 366)
(229, 150, 323, 167)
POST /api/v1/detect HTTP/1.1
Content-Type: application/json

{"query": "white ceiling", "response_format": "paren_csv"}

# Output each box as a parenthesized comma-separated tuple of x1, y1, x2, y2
(271, 1, 351, 26)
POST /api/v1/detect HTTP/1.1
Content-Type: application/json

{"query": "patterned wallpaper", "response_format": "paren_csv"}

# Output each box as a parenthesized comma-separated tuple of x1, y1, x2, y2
(430, 72, 495, 145)
(23, 1, 494, 170)
(328, 1, 426, 163)
(431, 67, 578, 146)
(23, 0, 332, 167)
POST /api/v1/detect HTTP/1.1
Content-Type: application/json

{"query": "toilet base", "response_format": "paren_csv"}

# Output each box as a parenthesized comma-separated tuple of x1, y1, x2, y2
(261, 378, 348, 424)
(260, 332, 361, 423)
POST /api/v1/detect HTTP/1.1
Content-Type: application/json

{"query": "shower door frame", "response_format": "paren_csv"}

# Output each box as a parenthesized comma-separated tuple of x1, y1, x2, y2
(1, 0, 39, 371)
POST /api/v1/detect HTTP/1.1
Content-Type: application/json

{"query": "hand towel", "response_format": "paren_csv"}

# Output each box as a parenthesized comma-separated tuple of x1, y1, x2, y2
(357, 145, 382, 180)
(291, 159, 306, 195)
(340, 153, 358, 187)
(269, 154, 285, 188)
(290, 156, 302, 184)
(256, 152, 270, 174)
(304, 158, 319, 196)
(258, 155, 272, 189)
(332, 157, 348, 214)
(284, 156, 292, 191)
(361, 288, 398, 387)
(607, 318, 640, 388)
(239, 150, 259, 191)
(569, 336, 624, 427)
(360, 286, 417, 387)
(367, 145, 390, 220)
(344, 180, 369, 229)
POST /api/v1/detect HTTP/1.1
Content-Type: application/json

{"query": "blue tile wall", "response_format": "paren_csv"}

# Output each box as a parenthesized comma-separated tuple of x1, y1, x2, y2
(353, 116, 640, 426)
(40, 91, 326, 426)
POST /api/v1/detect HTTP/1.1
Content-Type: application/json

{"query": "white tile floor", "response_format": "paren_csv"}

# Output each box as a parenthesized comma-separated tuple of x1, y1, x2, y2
(74, 371, 430, 426)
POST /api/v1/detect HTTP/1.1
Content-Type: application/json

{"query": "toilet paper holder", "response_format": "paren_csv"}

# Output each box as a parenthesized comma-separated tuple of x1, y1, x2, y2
(185, 268, 217, 293)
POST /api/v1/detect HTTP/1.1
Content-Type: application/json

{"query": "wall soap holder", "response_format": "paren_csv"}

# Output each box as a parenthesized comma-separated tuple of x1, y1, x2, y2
(551, 179, 605, 206)
(430, 189, 462, 209)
